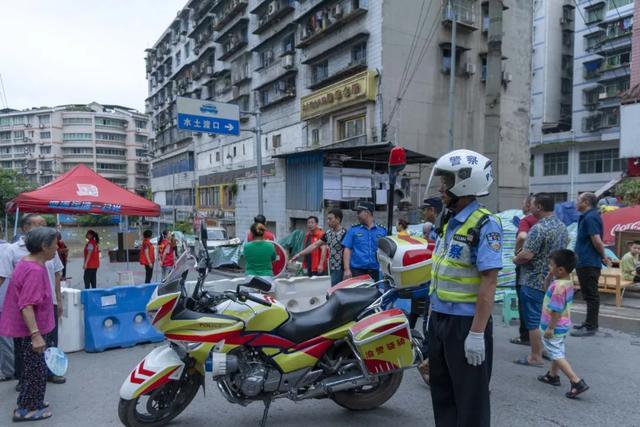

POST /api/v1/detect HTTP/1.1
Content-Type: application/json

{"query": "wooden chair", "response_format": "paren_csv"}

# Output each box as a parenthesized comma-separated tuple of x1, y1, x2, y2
(572, 268, 634, 307)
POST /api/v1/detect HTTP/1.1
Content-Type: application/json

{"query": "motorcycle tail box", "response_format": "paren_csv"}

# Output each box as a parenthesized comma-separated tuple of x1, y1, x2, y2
(349, 308, 414, 375)
(377, 235, 434, 289)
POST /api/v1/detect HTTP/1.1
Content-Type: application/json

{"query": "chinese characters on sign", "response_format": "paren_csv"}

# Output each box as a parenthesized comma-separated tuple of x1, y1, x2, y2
(47, 201, 122, 213)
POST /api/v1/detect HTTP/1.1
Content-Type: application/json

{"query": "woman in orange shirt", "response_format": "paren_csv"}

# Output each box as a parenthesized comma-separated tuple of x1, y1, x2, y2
(139, 230, 155, 283)
(83, 230, 100, 289)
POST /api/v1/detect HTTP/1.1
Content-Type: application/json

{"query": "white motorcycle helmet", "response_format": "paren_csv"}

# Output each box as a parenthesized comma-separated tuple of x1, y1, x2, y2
(427, 149, 494, 198)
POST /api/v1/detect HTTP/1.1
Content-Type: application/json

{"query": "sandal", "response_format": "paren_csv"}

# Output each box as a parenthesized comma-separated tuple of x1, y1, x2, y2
(537, 372, 561, 386)
(513, 357, 544, 368)
(417, 359, 430, 386)
(509, 337, 530, 346)
(12, 407, 52, 422)
(566, 379, 589, 399)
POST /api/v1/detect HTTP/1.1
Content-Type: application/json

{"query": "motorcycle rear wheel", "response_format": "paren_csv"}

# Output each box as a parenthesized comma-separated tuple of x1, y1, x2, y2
(332, 371, 403, 411)
(118, 370, 202, 427)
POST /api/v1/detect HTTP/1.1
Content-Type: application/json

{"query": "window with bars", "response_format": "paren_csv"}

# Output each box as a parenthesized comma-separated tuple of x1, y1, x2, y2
(608, 0, 633, 9)
(585, 5, 604, 23)
(548, 192, 569, 204)
(543, 152, 569, 176)
(579, 148, 625, 174)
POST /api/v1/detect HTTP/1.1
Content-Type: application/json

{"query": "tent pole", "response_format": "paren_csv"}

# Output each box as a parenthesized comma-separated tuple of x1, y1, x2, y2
(125, 216, 130, 281)
(13, 207, 20, 240)
(156, 218, 161, 283)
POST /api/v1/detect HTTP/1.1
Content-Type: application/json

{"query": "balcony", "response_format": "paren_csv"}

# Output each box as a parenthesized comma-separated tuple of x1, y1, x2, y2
(297, 0, 368, 48)
(257, 77, 296, 109)
(308, 57, 367, 90)
(442, 0, 478, 31)
(212, 0, 248, 32)
(192, 0, 215, 26)
(252, 0, 295, 34)
(216, 20, 249, 61)
(231, 62, 252, 85)
(253, 57, 296, 90)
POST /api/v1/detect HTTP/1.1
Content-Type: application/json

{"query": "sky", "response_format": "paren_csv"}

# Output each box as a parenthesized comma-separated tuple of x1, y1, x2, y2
(0, 0, 186, 113)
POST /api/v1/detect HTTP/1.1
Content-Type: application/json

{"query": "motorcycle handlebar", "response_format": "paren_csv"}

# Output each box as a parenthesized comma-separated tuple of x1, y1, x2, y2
(240, 291, 272, 307)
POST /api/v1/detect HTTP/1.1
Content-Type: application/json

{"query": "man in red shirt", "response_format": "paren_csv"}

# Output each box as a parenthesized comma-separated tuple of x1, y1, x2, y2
(511, 195, 538, 345)
(302, 216, 327, 277)
(246, 215, 275, 242)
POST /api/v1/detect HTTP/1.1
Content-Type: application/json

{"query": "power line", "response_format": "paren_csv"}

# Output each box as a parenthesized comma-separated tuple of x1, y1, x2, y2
(388, 1, 445, 125)
(395, 0, 432, 107)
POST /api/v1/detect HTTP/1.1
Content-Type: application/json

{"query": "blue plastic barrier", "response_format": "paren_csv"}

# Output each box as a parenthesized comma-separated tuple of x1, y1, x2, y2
(81, 284, 164, 352)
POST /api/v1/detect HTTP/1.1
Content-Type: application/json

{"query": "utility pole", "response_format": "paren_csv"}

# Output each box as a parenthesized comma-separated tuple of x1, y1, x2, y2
(255, 110, 263, 216)
(241, 110, 264, 216)
(447, 0, 458, 151)
(483, 0, 503, 212)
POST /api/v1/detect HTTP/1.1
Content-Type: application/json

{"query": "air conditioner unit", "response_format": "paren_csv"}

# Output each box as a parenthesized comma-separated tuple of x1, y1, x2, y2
(136, 128, 143, 133)
(206, 65, 214, 75)
(598, 92, 608, 99)
(333, 4, 343, 17)
(283, 54, 294, 69)
(464, 63, 476, 75)
(502, 71, 512, 82)
(123, 122, 128, 128)
(232, 86, 240, 98)
(39, 124, 45, 129)
(38, 155, 44, 159)
(25, 123, 32, 128)
(267, 1, 276, 16)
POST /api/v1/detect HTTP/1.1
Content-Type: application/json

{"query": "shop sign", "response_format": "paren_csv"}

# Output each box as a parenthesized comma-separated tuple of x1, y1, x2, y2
(300, 70, 377, 120)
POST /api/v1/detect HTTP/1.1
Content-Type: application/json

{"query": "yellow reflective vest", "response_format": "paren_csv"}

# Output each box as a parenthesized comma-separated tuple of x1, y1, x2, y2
(430, 207, 494, 303)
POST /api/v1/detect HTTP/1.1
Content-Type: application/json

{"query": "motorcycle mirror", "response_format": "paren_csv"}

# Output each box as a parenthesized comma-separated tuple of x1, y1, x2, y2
(244, 277, 273, 293)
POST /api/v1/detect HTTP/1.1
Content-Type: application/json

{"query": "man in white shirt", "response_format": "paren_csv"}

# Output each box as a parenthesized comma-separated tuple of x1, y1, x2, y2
(0, 214, 66, 386)
(0, 226, 13, 381)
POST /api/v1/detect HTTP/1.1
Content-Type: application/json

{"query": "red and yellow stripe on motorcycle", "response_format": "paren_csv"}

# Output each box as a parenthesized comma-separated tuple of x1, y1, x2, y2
(349, 308, 414, 375)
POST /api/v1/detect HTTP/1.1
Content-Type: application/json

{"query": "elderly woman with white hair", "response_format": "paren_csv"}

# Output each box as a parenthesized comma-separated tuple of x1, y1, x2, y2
(0, 227, 58, 421)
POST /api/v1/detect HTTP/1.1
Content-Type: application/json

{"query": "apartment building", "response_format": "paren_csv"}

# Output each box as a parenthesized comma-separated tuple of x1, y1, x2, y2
(529, 0, 633, 201)
(0, 103, 151, 193)
(146, 0, 532, 236)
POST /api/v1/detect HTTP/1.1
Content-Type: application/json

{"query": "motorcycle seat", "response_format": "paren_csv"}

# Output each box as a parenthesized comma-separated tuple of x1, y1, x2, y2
(275, 287, 380, 344)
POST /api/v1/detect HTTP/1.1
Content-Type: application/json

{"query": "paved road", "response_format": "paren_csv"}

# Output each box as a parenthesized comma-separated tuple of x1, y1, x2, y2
(1, 317, 639, 426)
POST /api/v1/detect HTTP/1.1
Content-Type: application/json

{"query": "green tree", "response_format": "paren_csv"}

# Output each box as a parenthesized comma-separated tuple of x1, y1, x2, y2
(0, 169, 36, 223)
(616, 178, 640, 206)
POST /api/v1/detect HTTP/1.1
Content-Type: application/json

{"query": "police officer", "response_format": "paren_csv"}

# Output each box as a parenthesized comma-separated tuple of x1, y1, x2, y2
(342, 201, 387, 281)
(420, 196, 443, 241)
(427, 149, 502, 427)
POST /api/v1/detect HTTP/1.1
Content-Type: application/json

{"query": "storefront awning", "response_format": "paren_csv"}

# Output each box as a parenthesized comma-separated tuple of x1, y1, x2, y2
(595, 176, 623, 198)
(273, 140, 436, 165)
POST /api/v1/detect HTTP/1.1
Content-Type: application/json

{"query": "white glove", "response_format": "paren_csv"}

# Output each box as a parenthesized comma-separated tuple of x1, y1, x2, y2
(464, 331, 485, 366)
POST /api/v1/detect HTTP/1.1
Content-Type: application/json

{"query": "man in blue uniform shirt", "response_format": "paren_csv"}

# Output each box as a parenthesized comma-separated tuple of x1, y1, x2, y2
(427, 149, 502, 427)
(420, 196, 443, 241)
(342, 201, 387, 281)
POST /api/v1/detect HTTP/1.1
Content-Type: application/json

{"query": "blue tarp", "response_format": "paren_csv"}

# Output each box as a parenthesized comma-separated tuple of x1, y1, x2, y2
(554, 201, 580, 226)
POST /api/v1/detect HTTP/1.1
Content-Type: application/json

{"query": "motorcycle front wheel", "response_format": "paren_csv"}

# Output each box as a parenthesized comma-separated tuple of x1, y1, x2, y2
(118, 369, 202, 427)
(331, 371, 403, 411)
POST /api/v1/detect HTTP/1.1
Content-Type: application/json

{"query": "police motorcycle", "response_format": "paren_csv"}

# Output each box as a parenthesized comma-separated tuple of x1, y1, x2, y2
(118, 222, 426, 427)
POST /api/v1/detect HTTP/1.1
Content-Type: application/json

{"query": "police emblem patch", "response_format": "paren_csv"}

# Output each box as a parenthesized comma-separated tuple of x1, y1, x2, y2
(486, 232, 501, 251)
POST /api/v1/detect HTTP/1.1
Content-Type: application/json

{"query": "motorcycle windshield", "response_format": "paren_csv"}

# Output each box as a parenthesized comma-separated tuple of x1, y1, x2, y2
(158, 251, 196, 295)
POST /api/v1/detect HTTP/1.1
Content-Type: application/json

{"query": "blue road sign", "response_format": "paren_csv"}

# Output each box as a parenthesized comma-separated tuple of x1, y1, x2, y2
(176, 97, 240, 136)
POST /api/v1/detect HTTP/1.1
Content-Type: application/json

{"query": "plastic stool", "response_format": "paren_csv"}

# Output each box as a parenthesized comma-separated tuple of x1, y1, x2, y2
(502, 289, 519, 325)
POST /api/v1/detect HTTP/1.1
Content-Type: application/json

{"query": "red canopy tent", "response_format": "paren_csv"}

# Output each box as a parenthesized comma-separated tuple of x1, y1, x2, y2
(7, 164, 160, 217)
(602, 205, 640, 245)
